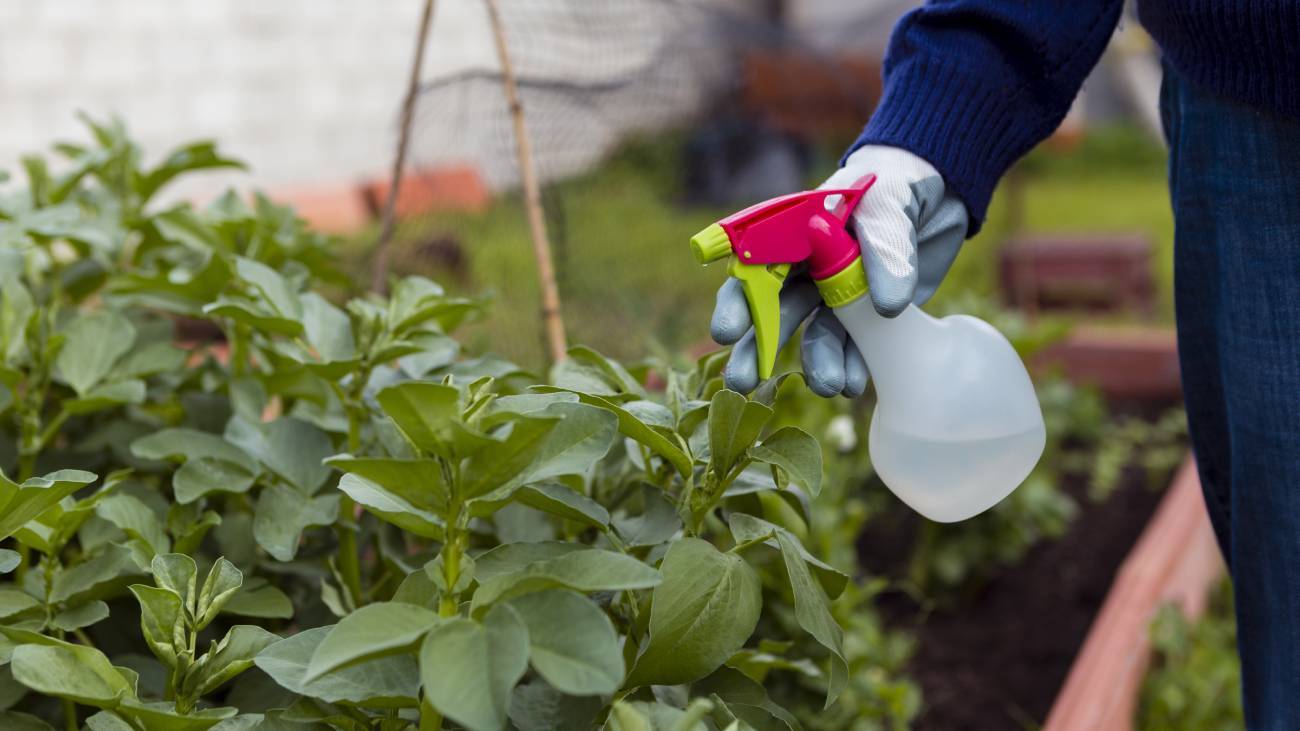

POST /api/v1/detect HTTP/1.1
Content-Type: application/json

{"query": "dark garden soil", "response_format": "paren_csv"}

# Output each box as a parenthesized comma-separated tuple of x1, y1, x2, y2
(860, 464, 1174, 731)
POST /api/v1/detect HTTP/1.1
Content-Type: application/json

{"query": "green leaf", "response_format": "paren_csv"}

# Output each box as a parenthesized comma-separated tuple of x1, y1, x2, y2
(173, 458, 256, 504)
(478, 482, 609, 528)
(10, 640, 134, 707)
(335, 474, 443, 539)
(220, 578, 293, 620)
(253, 485, 339, 562)
(234, 257, 302, 322)
(184, 625, 280, 698)
(50, 543, 139, 604)
(54, 310, 135, 396)
(129, 584, 186, 665)
(776, 532, 846, 707)
(51, 600, 110, 632)
(565, 346, 646, 397)
(0, 711, 54, 731)
(203, 297, 302, 336)
(471, 547, 661, 612)
(325, 455, 448, 513)
(196, 557, 243, 629)
(84, 712, 134, 731)
(749, 427, 822, 497)
(131, 429, 257, 473)
(727, 514, 847, 600)
(300, 292, 357, 364)
(693, 666, 800, 731)
(626, 538, 762, 687)
(463, 415, 558, 499)
(140, 139, 245, 201)
(64, 379, 146, 414)
(385, 275, 460, 334)
(481, 392, 577, 423)
(115, 341, 188, 380)
(420, 604, 529, 731)
(534, 387, 692, 478)
(508, 681, 602, 731)
(519, 402, 619, 484)
(241, 417, 334, 494)
(95, 493, 170, 557)
(473, 542, 586, 582)
(0, 549, 19, 574)
(115, 698, 238, 731)
(305, 602, 440, 680)
(392, 570, 439, 609)
(612, 485, 681, 547)
(149, 206, 223, 252)
(151, 553, 199, 616)
(0, 589, 40, 618)
(606, 700, 704, 731)
(508, 590, 623, 695)
(255, 627, 419, 708)
(0, 468, 97, 539)
(397, 332, 461, 377)
(708, 390, 773, 477)
(376, 382, 472, 460)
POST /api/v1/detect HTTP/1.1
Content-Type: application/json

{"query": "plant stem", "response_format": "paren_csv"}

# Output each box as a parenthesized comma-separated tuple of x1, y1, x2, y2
(371, 0, 438, 294)
(62, 698, 76, 731)
(333, 377, 368, 607)
(419, 695, 443, 731)
(336, 497, 364, 606)
(438, 461, 464, 618)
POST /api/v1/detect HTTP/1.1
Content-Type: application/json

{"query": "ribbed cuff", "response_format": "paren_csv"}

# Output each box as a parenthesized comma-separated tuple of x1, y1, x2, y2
(843, 54, 1048, 237)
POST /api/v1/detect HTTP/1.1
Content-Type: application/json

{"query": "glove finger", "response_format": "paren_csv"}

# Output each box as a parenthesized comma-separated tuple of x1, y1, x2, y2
(801, 308, 848, 398)
(913, 194, 968, 306)
(723, 278, 822, 393)
(841, 336, 870, 397)
(853, 210, 918, 317)
(711, 277, 751, 345)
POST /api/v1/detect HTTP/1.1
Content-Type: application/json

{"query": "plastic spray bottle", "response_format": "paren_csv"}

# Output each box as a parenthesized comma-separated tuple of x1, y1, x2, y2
(691, 175, 1045, 522)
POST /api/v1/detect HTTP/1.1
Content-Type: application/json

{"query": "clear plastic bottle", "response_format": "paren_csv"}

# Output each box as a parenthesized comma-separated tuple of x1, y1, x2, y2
(832, 297, 1046, 522)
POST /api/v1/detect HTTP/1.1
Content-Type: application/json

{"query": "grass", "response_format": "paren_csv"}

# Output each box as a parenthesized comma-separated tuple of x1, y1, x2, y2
(349, 125, 1173, 369)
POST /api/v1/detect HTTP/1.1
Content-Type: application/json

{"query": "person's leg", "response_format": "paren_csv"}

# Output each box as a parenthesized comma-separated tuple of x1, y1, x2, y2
(1163, 62, 1300, 729)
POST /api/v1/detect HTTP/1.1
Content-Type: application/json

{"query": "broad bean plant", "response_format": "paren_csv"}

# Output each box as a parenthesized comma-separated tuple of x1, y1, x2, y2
(0, 118, 915, 730)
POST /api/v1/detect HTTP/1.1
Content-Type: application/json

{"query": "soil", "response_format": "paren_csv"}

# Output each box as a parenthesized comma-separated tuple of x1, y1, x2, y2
(860, 465, 1172, 730)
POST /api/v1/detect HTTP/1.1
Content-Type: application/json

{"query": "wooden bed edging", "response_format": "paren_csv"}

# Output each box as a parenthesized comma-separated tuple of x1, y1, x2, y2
(1043, 455, 1224, 731)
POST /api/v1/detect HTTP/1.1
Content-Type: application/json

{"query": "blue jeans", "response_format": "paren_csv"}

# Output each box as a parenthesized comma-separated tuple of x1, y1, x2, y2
(1162, 64, 1300, 729)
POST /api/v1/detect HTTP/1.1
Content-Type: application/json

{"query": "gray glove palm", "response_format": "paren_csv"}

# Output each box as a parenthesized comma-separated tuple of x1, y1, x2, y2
(711, 145, 969, 396)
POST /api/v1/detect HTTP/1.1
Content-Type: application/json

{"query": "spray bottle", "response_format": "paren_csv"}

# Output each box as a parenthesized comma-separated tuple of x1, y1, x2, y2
(691, 175, 1045, 522)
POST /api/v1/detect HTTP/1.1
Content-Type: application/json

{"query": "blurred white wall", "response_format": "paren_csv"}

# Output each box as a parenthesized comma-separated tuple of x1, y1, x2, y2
(0, 0, 753, 203)
(0, 0, 466, 200)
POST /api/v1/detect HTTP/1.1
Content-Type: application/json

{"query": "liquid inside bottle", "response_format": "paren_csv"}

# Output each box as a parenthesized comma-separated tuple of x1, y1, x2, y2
(833, 297, 1046, 523)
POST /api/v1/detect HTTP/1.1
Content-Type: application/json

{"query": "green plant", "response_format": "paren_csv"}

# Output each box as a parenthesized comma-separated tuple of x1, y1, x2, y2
(0, 117, 920, 730)
(1137, 580, 1243, 730)
(1085, 407, 1187, 501)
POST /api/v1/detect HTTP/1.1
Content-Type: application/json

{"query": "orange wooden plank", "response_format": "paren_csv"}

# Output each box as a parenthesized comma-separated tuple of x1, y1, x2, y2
(1043, 455, 1224, 731)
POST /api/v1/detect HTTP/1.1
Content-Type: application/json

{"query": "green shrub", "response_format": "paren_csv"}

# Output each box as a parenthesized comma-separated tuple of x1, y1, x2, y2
(0, 117, 918, 730)
(1138, 581, 1242, 730)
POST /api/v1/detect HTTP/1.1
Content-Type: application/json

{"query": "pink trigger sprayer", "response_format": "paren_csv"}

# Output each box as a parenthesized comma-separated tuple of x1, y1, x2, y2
(691, 175, 1046, 522)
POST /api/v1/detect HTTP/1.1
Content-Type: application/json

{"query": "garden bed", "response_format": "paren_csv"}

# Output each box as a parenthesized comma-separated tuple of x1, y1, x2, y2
(862, 458, 1178, 729)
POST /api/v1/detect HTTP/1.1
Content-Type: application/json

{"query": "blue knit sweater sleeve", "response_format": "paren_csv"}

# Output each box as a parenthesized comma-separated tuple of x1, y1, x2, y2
(849, 0, 1125, 234)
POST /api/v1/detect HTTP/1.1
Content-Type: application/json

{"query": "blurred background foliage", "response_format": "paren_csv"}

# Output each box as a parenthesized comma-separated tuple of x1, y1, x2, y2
(344, 125, 1172, 369)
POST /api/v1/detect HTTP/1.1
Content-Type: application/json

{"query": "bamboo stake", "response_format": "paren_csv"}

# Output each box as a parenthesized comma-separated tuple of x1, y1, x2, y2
(483, 0, 568, 364)
(371, 0, 437, 294)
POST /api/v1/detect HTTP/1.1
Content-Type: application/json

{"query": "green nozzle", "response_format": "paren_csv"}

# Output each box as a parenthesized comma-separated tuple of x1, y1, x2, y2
(690, 223, 732, 264)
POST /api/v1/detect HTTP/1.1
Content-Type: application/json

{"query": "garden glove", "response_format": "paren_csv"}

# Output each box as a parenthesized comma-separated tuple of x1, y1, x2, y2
(711, 144, 969, 396)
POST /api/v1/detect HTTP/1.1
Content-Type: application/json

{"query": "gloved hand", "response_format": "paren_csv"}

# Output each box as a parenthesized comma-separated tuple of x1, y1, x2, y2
(711, 144, 969, 396)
